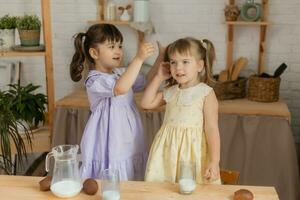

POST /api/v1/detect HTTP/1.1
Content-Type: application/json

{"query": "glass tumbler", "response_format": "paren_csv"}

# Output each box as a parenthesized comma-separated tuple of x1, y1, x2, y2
(178, 161, 196, 194)
(101, 169, 120, 200)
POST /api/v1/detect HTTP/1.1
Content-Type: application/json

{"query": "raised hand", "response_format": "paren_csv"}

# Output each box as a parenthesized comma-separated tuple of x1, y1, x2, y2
(137, 42, 155, 61)
(157, 41, 166, 57)
(157, 62, 171, 81)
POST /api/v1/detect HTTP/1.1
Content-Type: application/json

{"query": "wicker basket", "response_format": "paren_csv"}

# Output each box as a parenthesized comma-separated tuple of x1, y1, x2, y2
(247, 75, 281, 102)
(211, 76, 247, 100)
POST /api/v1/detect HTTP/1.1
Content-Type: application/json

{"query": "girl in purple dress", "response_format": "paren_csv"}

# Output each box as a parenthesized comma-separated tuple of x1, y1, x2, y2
(70, 24, 162, 180)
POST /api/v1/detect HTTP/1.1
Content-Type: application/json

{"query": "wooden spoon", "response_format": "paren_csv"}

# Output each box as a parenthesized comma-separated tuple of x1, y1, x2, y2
(218, 70, 229, 82)
(231, 57, 248, 81)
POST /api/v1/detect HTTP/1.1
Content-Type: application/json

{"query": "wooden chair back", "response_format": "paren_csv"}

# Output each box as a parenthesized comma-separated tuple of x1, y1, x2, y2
(220, 169, 240, 185)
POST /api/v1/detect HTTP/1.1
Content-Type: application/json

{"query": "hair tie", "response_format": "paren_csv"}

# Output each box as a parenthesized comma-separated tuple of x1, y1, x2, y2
(200, 39, 206, 50)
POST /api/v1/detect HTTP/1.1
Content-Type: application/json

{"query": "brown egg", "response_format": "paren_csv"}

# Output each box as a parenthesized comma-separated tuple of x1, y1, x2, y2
(83, 178, 98, 195)
(233, 189, 254, 200)
(39, 176, 52, 191)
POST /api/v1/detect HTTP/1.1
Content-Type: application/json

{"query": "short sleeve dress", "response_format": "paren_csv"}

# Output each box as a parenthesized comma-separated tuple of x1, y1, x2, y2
(145, 83, 221, 184)
(80, 68, 148, 181)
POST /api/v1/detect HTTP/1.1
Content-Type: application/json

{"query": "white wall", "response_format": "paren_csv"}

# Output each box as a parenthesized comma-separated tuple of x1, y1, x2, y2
(1, 0, 300, 144)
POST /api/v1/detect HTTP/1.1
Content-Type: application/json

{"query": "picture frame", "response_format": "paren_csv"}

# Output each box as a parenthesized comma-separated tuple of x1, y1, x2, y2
(0, 61, 19, 91)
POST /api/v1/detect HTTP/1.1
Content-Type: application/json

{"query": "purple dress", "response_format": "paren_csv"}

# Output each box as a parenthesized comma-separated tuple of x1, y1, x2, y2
(80, 68, 148, 181)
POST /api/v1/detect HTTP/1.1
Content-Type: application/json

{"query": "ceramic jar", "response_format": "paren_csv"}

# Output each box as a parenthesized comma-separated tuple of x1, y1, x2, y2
(133, 0, 150, 23)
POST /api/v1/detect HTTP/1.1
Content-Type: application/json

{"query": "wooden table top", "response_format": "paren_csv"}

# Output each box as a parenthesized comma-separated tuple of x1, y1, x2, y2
(0, 175, 279, 200)
(56, 90, 291, 121)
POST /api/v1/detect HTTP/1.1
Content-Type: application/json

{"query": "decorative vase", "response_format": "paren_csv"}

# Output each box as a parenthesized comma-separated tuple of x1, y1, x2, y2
(133, 0, 150, 23)
(224, 5, 240, 21)
(0, 29, 15, 50)
(120, 10, 131, 21)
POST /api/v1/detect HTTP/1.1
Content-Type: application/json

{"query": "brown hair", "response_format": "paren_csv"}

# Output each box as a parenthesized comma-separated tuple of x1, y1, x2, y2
(165, 37, 216, 87)
(70, 24, 123, 82)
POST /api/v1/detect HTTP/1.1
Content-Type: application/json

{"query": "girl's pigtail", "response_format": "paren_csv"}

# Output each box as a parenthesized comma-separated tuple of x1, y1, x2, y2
(70, 32, 86, 82)
(164, 45, 176, 87)
(202, 39, 216, 84)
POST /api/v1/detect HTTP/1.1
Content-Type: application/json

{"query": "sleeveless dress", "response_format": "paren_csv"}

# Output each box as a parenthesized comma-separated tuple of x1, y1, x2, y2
(80, 68, 148, 181)
(145, 83, 221, 184)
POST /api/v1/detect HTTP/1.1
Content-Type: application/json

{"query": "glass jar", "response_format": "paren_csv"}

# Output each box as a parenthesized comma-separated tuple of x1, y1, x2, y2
(105, 0, 117, 21)
(133, 0, 150, 23)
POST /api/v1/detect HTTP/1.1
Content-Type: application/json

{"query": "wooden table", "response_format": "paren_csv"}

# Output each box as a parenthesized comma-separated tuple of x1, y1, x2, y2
(55, 90, 291, 121)
(53, 90, 300, 200)
(0, 175, 279, 200)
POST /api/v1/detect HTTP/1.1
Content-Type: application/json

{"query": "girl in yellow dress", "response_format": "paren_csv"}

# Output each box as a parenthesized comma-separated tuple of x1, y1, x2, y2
(141, 37, 221, 184)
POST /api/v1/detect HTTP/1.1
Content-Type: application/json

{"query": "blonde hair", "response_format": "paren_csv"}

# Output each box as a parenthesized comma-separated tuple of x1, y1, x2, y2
(165, 37, 216, 87)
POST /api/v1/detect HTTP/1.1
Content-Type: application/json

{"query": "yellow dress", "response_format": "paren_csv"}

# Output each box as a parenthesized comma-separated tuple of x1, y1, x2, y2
(145, 83, 221, 184)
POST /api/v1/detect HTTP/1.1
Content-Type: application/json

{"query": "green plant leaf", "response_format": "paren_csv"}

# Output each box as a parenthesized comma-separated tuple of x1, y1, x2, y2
(0, 14, 17, 29)
(0, 87, 35, 173)
(16, 15, 41, 30)
(7, 83, 47, 125)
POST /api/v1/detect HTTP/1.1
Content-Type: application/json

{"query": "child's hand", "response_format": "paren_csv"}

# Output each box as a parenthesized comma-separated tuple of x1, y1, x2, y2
(137, 42, 155, 61)
(157, 41, 166, 57)
(204, 162, 220, 182)
(157, 62, 171, 81)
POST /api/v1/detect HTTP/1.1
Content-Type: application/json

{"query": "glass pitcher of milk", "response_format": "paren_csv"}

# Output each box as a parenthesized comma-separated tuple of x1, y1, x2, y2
(45, 145, 82, 198)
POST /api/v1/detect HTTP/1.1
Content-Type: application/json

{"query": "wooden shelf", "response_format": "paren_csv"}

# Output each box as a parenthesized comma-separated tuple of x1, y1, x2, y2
(2, 0, 55, 138)
(225, 0, 269, 74)
(0, 51, 45, 57)
(87, 20, 130, 25)
(225, 21, 269, 26)
(91, 0, 145, 46)
(87, 19, 144, 44)
(0, 0, 54, 155)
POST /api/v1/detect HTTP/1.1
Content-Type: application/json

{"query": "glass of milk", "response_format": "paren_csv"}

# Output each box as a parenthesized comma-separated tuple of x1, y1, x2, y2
(178, 161, 196, 194)
(101, 169, 120, 200)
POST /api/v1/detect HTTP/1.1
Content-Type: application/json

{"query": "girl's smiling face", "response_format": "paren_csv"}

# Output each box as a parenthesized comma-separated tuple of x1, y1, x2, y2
(169, 51, 204, 89)
(93, 40, 123, 73)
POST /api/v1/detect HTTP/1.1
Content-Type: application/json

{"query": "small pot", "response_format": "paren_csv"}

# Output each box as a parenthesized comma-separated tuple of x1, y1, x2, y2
(18, 29, 40, 46)
(17, 120, 42, 134)
(0, 29, 15, 50)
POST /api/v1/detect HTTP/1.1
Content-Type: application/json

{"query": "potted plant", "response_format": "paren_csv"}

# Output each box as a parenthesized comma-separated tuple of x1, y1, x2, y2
(6, 83, 48, 131)
(0, 90, 32, 174)
(0, 14, 17, 50)
(16, 14, 41, 46)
